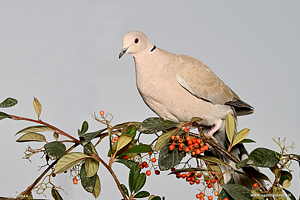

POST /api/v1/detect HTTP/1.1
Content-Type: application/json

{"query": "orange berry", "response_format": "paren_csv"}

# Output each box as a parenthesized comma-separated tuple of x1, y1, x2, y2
(73, 177, 78, 185)
(200, 147, 205, 153)
(196, 193, 201, 198)
(200, 198, 205, 200)
(151, 158, 157, 163)
(253, 183, 259, 188)
(203, 145, 209, 151)
(175, 135, 180, 140)
(199, 193, 204, 197)
(192, 138, 197, 143)
(185, 147, 191, 152)
(178, 138, 184, 143)
(191, 151, 196, 156)
(196, 138, 201, 144)
(111, 139, 115, 143)
(211, 178, 216, 183)
(224, 198, 229, 200)
(214, 191, 219, 196)
(188, 140, 193, 145)
(171, 135, 175, 140)
(194, 143, 199, 149)
(208, 196, 213, 200)
(200, 142, 204, 147)
(186, 136, 191, 141)
(179, 143, 185, 148)
(196, 149, 201, 154)
(146, 170, 151, 176)
(114, 136, 119, 141)
(184, 127, 189, 132)
(100, 110, 104, 116)
(169, 144, 175, 151)
(178, 146, 184, 151)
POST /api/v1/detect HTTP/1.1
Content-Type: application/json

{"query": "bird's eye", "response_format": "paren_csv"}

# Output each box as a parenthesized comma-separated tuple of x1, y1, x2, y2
(134, 38, 139, 43)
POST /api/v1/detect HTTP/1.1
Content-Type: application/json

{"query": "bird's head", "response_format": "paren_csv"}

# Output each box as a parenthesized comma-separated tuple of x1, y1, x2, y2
(119, 31, 153, 59)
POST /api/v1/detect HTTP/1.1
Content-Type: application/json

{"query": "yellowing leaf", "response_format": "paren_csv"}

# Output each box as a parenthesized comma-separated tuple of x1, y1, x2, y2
(232, 128, 250, 147)
(92, 175, 101, 198)
(155, 129, 176, 151)
(33, 97, 42, 119)
(85, 157, 99, 177)
(116, 134, 132, 152)
(15, 125, 55, 135)
(197, 155, 232, 168)
(282, 180, 291, 189)
(55, 152, 90, 174)
(225, 113, 235, 143)
(16, 132, 46, 142)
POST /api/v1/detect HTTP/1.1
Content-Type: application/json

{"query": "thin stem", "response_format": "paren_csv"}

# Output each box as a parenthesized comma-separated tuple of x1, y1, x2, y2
(9, 114, 80, 144)
(93, 153, 128, 200)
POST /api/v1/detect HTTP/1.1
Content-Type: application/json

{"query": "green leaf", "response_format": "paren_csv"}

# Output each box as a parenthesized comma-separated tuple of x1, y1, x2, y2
(222, 184, 252, 200)
(279, 170, 293, 185)
(129, 163, 141, 192)
(80, 162, 97, 193)
(150, 197, 162, 200)
(134, 191, 150, 198)
(15, 125, 55, 135)
(116, 134, 132, 152)
(121, 125, 136, 139)
(219, 188, 233, 200)
(155, 129, 176, 151)
(0, 111, 11, 120)
(118, 144, 152, 158)
(51, 187, 63, 200)
(0, 97, 18, 108)
(114, 121, 141, 129)
(158, 142, 185, 171)
(231, 128, 250, 147)
(33, 97, 42, 119)
(138, 117, 178, 134)
(225, 113, 235, 144)
(121, 184, 129, 197)
(283, 188, 296, 200)
(273, 186, 287, 200)
(196, 155, 232, 168)
(84, 157, 99, 177)
(236, 147, 280, 168)
(92, 175, 101, 198)
(116, 159, 140, 170)
(80, 128, 107, 146)
(240, 138, 256, 143)
(55, 152, 90, 174)
(44, 141, 66, 160)
(134, 173, 146, 193)
(81, 121, 89, 135)
(16, 132, 47, 142)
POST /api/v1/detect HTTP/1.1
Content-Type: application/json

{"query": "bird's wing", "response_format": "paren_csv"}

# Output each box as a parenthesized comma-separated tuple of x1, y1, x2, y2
(176, 55, 254, 115)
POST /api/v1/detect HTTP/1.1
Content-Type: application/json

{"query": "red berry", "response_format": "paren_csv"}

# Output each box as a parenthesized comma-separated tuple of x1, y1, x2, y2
(184, 127, 189, 132)
(186, 136, 191, 141)
(189, 180, 194, 185)
(195, 179, 200, 184)
(186, 177, 192, 181)
(100, 111, 104, 116)
(203, 145, 209, 151)
(52, 173, 56, 177)
(200, 198, 205, 200)
(176, 173, 181, 178)
(155, 170, 160, 175)
(140, 164, 144, 169)
(196, 173, 202, 178)
(185, 147, 191, 152)
(188, 140, 193, 145)
(169, 144, 175, 151)
(196, 149, 201, 154)
(196, 138, 201, 144)
(253, 183, 259, 188)
(208, 196, 213, 200)
(199, 193, 204, 197)
(151, 158, 157, 163)
(192, 138, 197, 143)
(178, 138, 184, 143)
(196, 193, 201, 198)
(224, 198, 229, 200)
(146, 170, 151, 176)
(171, 168, 175, 171)
(179, 143, 185, 148)
(114, 136, 119, 141)
(175, 135, 180, 140)
(73, 177, 78, 185)
(207, 183, 212, 188)
(171, 135, 175, 140)
(181, 173, 186, 178)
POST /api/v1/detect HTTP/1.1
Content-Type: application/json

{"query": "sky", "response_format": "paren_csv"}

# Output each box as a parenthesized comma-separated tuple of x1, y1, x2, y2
(0, 1, 299, 199)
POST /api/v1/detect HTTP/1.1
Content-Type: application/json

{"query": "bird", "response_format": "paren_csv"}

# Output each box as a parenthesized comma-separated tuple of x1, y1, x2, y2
(119, 31, 256, 189)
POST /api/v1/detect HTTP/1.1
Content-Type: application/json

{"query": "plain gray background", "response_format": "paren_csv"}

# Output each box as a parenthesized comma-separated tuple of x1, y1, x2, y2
(0, 1, 299, 199)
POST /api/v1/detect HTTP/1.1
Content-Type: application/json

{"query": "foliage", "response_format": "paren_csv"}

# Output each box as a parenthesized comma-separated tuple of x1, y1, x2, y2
(0, 97, 299, 200)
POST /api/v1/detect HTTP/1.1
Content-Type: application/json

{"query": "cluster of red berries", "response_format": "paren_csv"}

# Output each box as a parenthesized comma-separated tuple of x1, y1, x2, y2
(196, 192, 219, 200)
(169, 132, 209, 156)
(175, 170, 202, 185)
(137, 157, 160, 176)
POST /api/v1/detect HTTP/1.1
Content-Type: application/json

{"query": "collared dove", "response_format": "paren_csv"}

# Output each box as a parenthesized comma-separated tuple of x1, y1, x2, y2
(119, 31, 256, 188)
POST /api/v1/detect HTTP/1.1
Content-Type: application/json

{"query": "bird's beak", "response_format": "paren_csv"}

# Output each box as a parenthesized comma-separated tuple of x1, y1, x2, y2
(119, 47, 128, 59)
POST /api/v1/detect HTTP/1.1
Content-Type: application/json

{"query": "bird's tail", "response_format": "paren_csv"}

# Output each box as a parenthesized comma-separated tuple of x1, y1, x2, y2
(204, 120, 257, 190)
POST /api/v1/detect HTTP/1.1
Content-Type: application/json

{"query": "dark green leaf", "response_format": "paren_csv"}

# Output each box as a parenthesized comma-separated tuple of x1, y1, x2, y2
(129, 163, 141, 193)
(222, 184, 252, 200)
(134, 173, 146, 193)
(121, 125, 136, 139)
(51, 187, 63, 200)
(219, 188, 233, 200)
(283, 188, 296, 200)
(84, 144, 93, 155)
(16, 132, 47, 142)
(138, 117, 178, 134)
(121, 184, 129, 197)
(279, 170, 293, 185)
(155, 129, 176, 151)
(151, 197, 162, 200)
(0, 111, 11, 120)
(114, 121, 141, 129)
(237, 147, 280, 168)
(158, 142, 185, 171)
(80, 128, 107, 146)
(44, 141, 66, 160)
(134, 191, 150, 198)
(240, 138, 256, 143)
(80, 162, 97, 193)
(116, 159, 140, 169)
(168, 168, 206, 175)
(118, 144, 152, 158)
(81, 121, 89, 135)
(0, 97, 18, 108)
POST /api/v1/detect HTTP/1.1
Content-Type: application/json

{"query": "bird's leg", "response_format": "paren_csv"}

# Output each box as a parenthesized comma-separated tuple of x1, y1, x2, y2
(201, 120, 222, 143)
